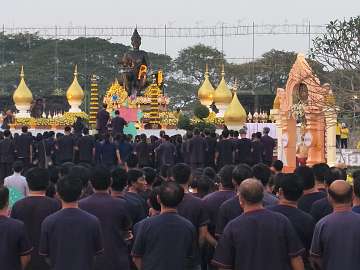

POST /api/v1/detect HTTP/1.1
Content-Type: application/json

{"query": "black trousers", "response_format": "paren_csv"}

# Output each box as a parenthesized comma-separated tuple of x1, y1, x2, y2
(341, 138, 348, 149)
(0, 163, 12, 183)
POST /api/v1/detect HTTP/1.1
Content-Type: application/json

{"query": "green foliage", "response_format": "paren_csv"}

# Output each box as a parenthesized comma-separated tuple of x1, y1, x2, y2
(177, 114, 191, 130)
(193, 103, 210, 119)
(192, 121, 216, 132)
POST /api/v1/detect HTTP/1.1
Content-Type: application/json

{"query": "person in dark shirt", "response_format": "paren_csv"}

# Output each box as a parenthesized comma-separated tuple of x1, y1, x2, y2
(268, 173, 315, 267)
(155, 135, 176, 167)
(0, 129, 16, 181)
(296, 166, 326, 213)
(39, 176, 103, 270)
(204, 129, 217, 168)
(117, 134, 134, 164)
(252, 163, 279, 206)
(96, 104, 110, 135)
(311, 180, 360, 270)
(132, 182, 196, 270)
(173, 163, 213, 270)
(111, 110, 127, 137)
(251, 132, 264, 165)
(100, 133, 120, 168)
(75, 128, 95, 164)
(215, 129, 235, 169)
(135, 134, 151, 167)
(111, 167, 147, 225)
(216, 164, 253, 236)
(271, 159, 283, 174)
(15, 126, 33, 167)
(125, 169, 147, 216)
(312, 163, 330, 192)
(188, 128, 207, 169)
(55, 126, 75, 163)
(79, 166, 131, 270)
(11, 168, 61, 270)
(72, 117, 85, 137)
(0, 186, 32, 270)
(352, 171, 360, 213)
(310, 167, 346, 222)
(260, 127, 275, 166)
(212, 179, 305, 270)
(236, 128, 252, 165)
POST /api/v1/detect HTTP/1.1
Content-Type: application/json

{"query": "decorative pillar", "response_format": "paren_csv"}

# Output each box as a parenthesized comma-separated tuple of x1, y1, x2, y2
(325, 112, 337, 166)
(281, 110, 297, 172)
(89, 75, 99, 129)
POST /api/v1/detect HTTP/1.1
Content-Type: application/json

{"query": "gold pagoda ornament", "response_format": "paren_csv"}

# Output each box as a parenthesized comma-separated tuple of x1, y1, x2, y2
(66, 65, 84, 112)
(13, 66, 33, 118)
(198, 64, 215, 106)
(213, 64, 232, 116)
(224, 82, 247, 129)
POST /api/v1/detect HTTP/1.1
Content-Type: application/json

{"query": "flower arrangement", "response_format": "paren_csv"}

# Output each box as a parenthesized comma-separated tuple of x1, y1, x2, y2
(290, 102, 306, 124)
(14, 112, 89, 127)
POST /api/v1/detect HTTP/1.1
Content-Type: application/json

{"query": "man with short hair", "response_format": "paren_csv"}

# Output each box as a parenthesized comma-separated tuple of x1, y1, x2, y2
(155, 135, 176, 167)
(188, 128, 207, 170)
(212, 179, 305, 270)
(0, 129, 16, 181)
(0, 186, 32, 270)
(4, 161, 29, 200)
(204, 129, 217, 168)
(215, 129, 235, 169)
(75, 128, 95, 164)
(56, 126, 75, 163)
(15, 126, 33, 168)
(296, 166, 326, 213)
(252, 163, 278, 206)
(352, 171, 360, 213)
(236, 129, 252, 165)
(268, 174, 315, 262)
(132, 182, 196, 270)
(311, 180, 360, 270)
(216, 164, 253, 236)
(96, 103, 110, 135)
(11, 168, 61, 270)
(39, 176, 103, 270)
(80, 166, 131, 270)
(312, 163, 330, 192)
(111, 110, 127, 137)
(271, 160, 283, 174)
(261, 127, 275, 166)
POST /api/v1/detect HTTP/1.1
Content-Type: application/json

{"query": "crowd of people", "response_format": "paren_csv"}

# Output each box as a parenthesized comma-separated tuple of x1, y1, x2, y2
(0, 120, 359, 270)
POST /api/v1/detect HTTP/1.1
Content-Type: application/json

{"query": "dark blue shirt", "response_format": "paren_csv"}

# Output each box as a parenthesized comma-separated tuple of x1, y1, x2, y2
(0, 216, 32, 270)
(311, 211, 360, 270)
(123, 192, 147, 225)
(216, 196, 243, 236)
(100, 141, 117, 166)
(39, 208, 103, 270)
(298, 191, 327, 213)
(310, 197, 333, 222)
(352, 205, 360, 214)
(132, 212, 196, 270)
(79, 193, 131, 270)
(213, 209, 304, 270)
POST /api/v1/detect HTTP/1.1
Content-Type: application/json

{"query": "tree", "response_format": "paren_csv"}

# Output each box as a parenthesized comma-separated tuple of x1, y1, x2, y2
(193, 103, 210, 120)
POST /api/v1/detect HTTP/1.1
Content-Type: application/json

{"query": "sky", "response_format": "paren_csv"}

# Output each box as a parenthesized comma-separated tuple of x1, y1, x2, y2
(1, 0, 360, 60)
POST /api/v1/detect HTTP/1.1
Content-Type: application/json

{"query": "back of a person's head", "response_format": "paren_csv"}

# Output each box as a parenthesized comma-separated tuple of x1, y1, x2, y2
(193, 128, 200, 136)
(353, 171, 360, 198)
(218, 165, 235, 189)
(90, 166, 111, 191)
(252, 163, 271, 186)
(3, 129, 11, 138)
(126, 153, 138, 168)
(279, 173, 303, 202)
(197, 175, 215, 197)
(263, 127, 270, 134)
(294, 166, 315, 190)
(64, 126, 71, 133)
(159, 182, 184, 208)
(272, 160, 283, 172)
(328, 180, 352, 204)
(203, 167, 218, 183)
(115, 110, 119, 115)
(143, 167, 157, 186)
(160, 164, 171, 179)
(172, 163, 191, 185)
(26, 167, 50, 191)
(60, 162, 75, 177)
(233, 164, 253, 185)
(83, 128, 89, 135)
(127, 169, 144, 186)
(21, 126, 28, 133)
(222, 129, 229, 138)
(327, 167, 347, 186)
(256, 132, 262, 139)
(0, 186, 9, 210)
(148, 186, 161, 211)
(204, 129, 210, 136)
(239, 178, 264, 204)
(68, 166, 91, 188)
(57, 176, 83, 203)
(312, 163, 330, 183)
(13, 161, 23, 173)
(111, 167, 128, 191)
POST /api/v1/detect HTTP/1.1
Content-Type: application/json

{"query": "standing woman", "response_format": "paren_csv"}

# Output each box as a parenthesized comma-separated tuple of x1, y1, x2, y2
(340, 123, 350, 149)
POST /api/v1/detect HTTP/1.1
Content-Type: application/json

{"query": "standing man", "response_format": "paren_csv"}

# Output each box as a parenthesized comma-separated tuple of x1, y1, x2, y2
(311, 180, 360, 270)
(39, 176, 103, 270)
(80, 166, 131, 270)
(261, 127, 275, 166)
(15, 126, 33, 169)
(75, 128, 95, 165)
(212, 179, 305, 270)
(0, 130, 16, 182)
(215, 129, 235, 170)
(56, 126, 75, 164)
(0, 186, 32, 270)
(131, 182, 196, 270)
(111, 110, 127, 137)
(188, 128, 207, 170)
(11, 168, 61, 270)
(236, 128, 252, 165)
(96, 104, 110, 135)
(155, 135, 176, 168)
(251, 132, 264, 165)
(204, 129, 217, 168)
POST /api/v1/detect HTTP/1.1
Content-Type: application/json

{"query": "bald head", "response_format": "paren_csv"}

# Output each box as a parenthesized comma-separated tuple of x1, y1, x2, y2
(239, 178, 264, 205)
(328, 180, 352, 204)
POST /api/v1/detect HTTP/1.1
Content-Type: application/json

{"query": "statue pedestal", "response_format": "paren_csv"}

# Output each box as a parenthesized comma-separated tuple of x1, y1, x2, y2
(68, 105, 82, 113)
(15, 105, 31, 118)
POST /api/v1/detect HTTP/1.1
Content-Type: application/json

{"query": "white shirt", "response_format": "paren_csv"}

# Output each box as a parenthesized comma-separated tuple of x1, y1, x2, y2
(4, 172, 29, 197)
